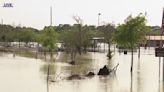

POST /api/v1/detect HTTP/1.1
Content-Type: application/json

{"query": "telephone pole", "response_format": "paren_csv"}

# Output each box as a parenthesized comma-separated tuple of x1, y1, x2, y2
(98, 13, 101, 26)
(50, 6, 52, 26)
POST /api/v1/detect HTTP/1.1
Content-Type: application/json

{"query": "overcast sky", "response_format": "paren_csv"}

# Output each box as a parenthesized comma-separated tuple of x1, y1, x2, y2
(0, 0, 164, 29)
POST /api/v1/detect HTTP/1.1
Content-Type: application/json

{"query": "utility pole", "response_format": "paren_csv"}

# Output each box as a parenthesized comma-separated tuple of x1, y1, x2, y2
(50, 6, 52, 26)
(161, 7, 164, 81)
(98, 13, 101, 26)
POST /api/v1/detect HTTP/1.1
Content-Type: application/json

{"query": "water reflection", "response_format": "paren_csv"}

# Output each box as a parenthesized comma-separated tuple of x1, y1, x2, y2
(0, 47, 164, 92)
(0, 54, 46, 92)
(39, 47, 163, 92)
(40, 52, 94, 81)
(136, 59, 142, 92)
(98, 74, 118, 92)
(40, 63, 57, 81)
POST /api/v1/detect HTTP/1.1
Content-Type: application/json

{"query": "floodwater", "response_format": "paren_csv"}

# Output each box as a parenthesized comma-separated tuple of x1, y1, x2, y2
(0, 46, 163, 92)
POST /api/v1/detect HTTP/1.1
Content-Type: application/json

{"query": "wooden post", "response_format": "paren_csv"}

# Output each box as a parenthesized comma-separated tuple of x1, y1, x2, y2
(163, 57, 164, 81)
(94, 39, 95, 52)
(104, 41, 105, 53)
(161, 7, 164, 81)
(159, 57, 161, 82)
(114, 44, 116, 54)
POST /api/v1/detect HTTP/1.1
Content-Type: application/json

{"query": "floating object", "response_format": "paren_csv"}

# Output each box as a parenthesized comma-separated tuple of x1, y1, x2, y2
(98, 65, 110, 75)
(98, 64, 119, 75)
(67, 74, 83, 80)
(69, 61, 75, 65)
(124, 51, 127, 54)
(86, 72, 95, 77)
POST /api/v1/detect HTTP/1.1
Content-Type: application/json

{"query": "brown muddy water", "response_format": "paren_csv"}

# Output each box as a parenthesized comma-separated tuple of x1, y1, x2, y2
(0, 46, 163, 92)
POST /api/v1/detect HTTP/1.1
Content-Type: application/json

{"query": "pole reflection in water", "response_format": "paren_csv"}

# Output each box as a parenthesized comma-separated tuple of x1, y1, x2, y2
(47, 63, 50, 92)
(98, 74, 118, 92)
(137, 59, 141, 92)
(131, 72, 133, 92)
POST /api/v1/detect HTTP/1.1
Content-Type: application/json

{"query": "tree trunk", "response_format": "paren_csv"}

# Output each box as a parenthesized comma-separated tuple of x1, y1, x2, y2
(36, 43, 39, 59)
(71, 50, 74, 62)
(107, 42, 112, 59)
(138, 46, 140, 58)
(44, 51, 47, 60)
(19, 41, 20, 53)
(131, 47, 134, 72)
(70, 49, 75, 65)
(84, 45, 87, 53)
(104, 42, 105, 52)
(50, 49, 53, 60)
(79, 24, 82, 55)
(114, 44, 116, 54)
(73, 51, 77, 62)
(35, 51, 38, 59)
(47, 63, 50, 92)
(94, 40, 96, 52)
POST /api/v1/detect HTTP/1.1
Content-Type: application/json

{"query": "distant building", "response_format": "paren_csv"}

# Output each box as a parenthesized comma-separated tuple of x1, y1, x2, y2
(146, 35, 164, 47)
(151, 26, 161, 31)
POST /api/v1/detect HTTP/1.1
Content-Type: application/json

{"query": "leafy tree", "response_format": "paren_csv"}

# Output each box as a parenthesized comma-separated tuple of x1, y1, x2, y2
(73, 16, 83, 55)
(61, 16, 84, 64)
(61, 24, 82, 64)
(114, 14, 149, 72)
(97, 24, 116, 59)
(61, 28, 77, 63)
(147, 26, 159, 35)
(61, 24, 93, 64)
(55, 24, 71, 33)
(40, 26, 58, 57)
(19, 28, 36, 47)
(81, 25, 94, 52)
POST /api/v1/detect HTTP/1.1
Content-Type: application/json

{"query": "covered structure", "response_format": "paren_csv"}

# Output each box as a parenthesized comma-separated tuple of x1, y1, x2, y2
(90, 37, 105, 52)
(146, 35, 164, 47)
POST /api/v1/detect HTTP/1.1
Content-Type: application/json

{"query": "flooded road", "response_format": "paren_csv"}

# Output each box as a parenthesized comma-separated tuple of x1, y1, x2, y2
(0, 53, 46, 92)
(0, 47, 163, 92)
